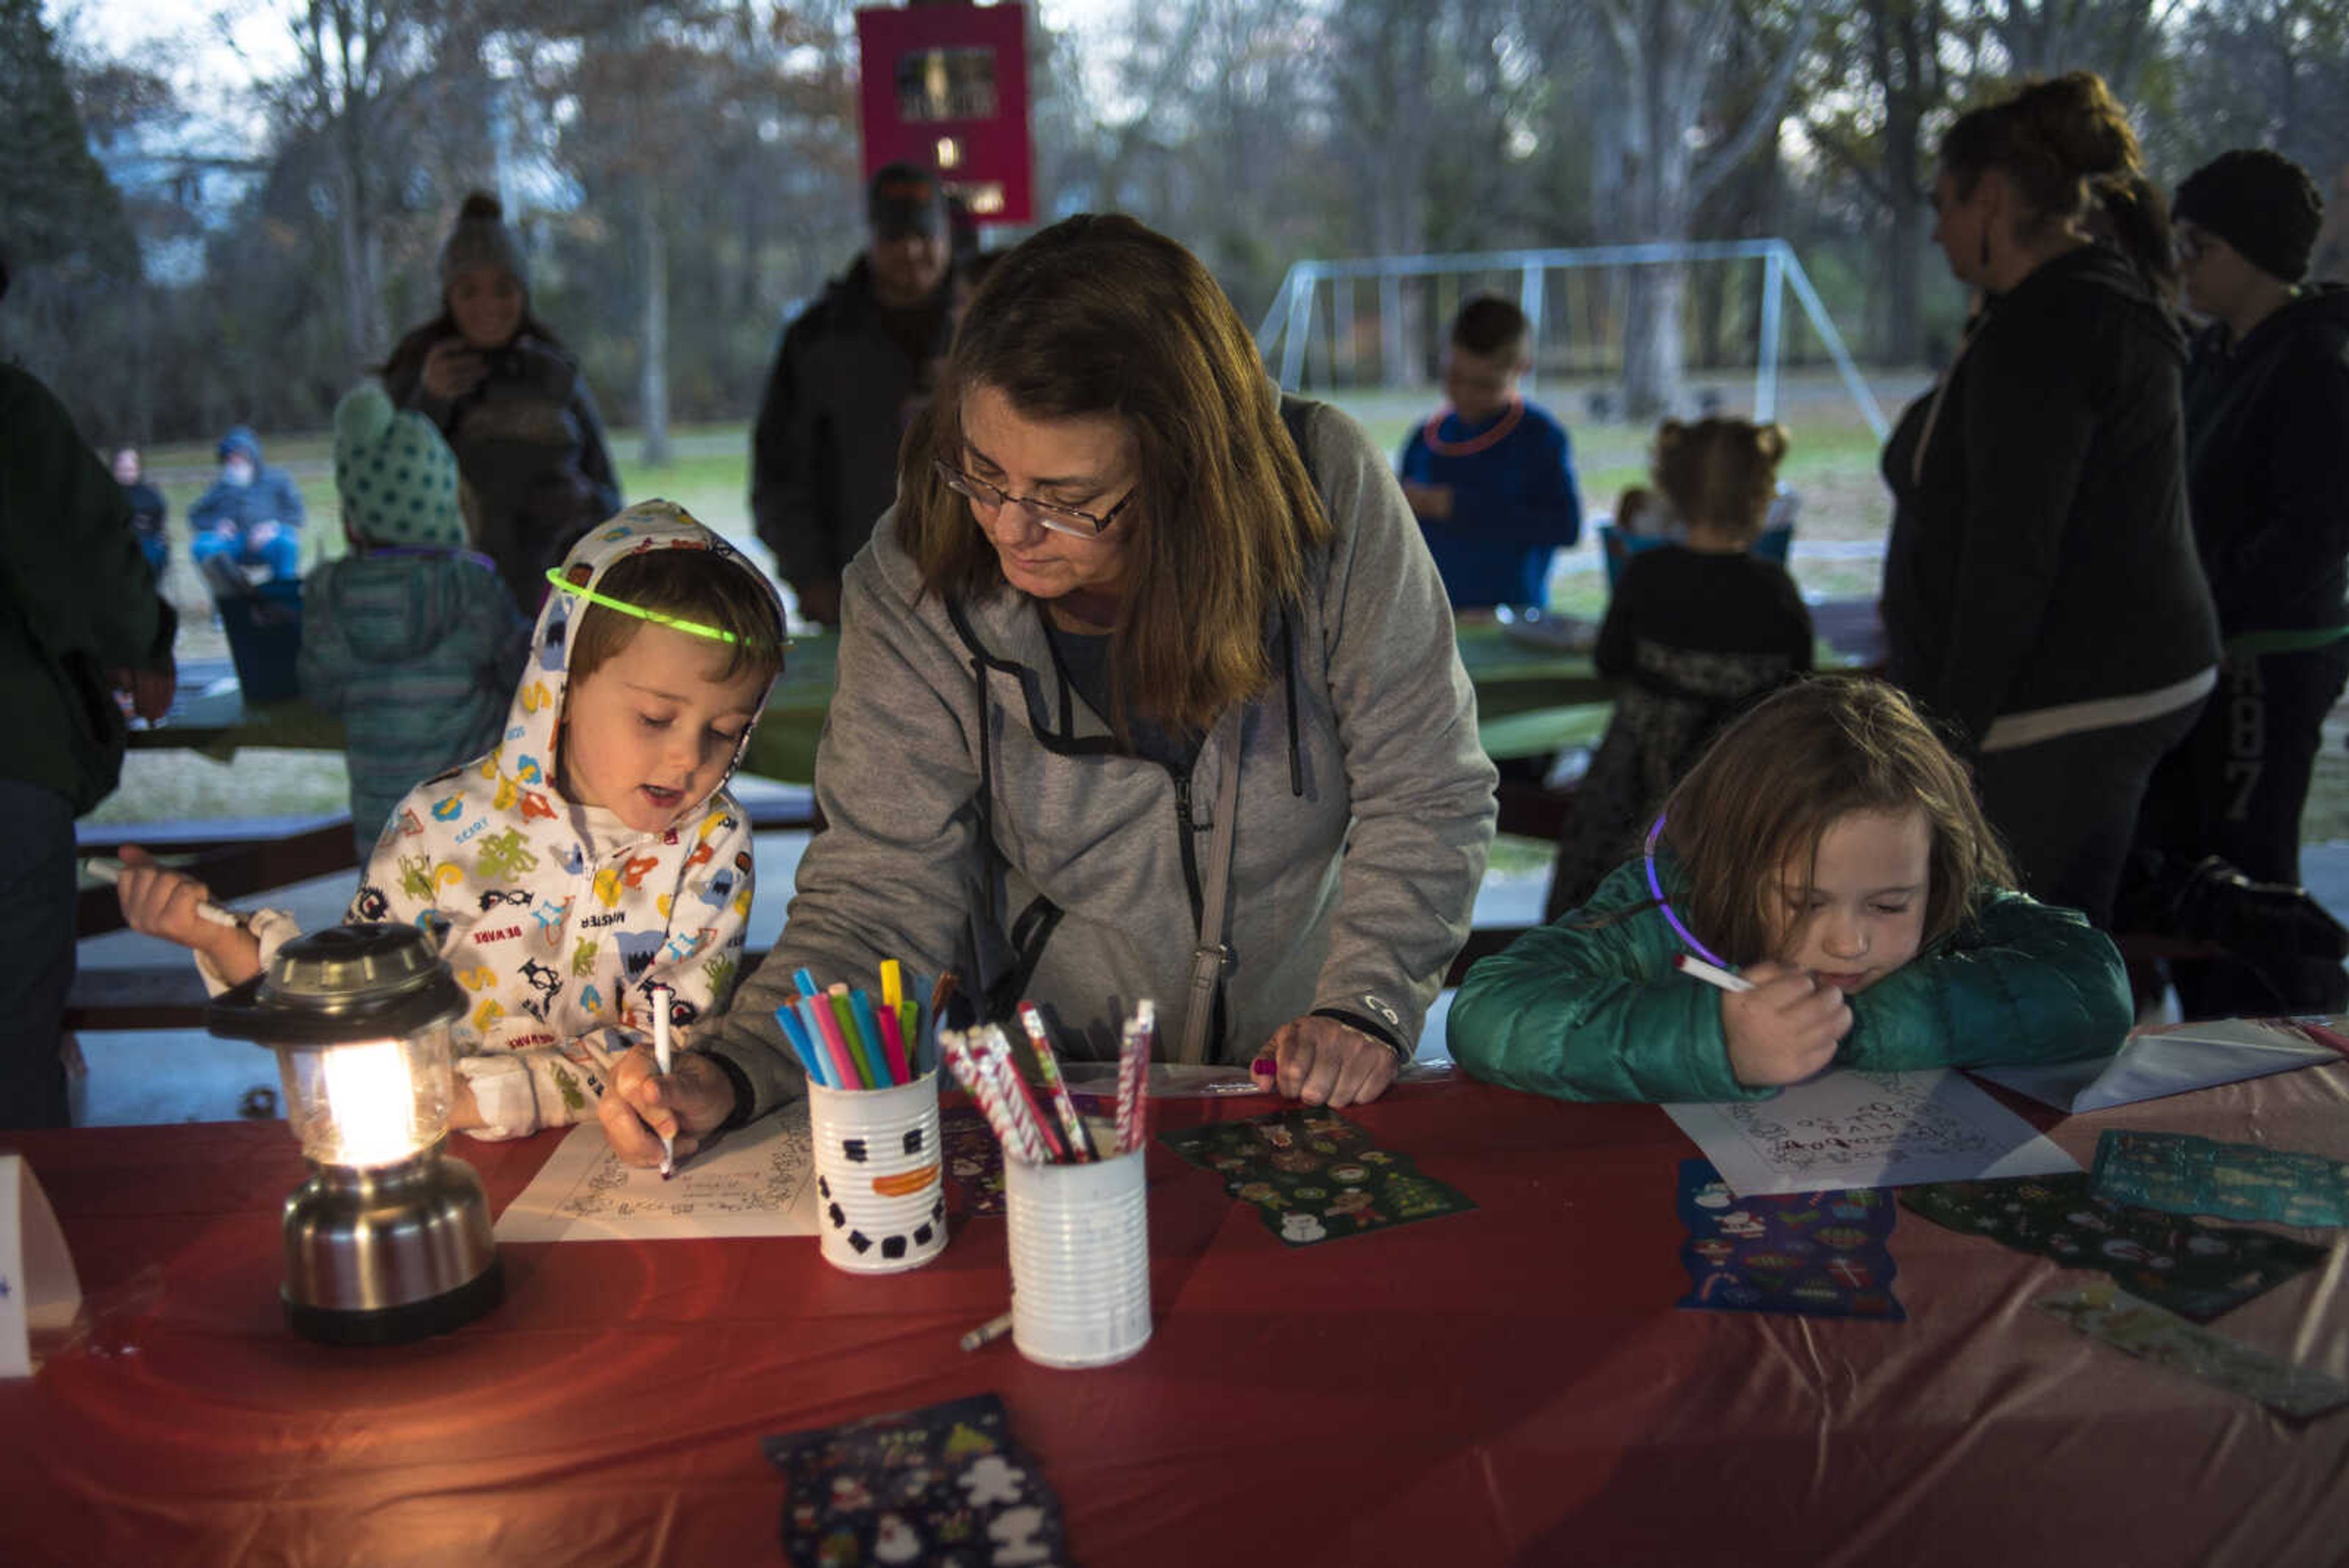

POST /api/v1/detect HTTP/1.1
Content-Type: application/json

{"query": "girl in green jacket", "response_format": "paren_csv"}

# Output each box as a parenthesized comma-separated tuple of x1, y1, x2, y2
(1449, 676, 2131, 1102)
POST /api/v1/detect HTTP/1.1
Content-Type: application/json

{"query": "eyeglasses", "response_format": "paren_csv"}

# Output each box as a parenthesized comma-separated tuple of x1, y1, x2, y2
(933, 459, 1136, 539)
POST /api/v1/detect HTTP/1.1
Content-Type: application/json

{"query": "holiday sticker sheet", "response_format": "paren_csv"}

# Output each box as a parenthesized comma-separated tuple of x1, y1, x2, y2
(1900, 1172, 2326, 1322)
(2035, 1282, 2349, 1420)
(1674, 1159, 1905, 1320)
(2090, 1129, 2349, 1229)
(941, 1105, 1009, 1218)
(1158, 1106, 1474, 1246)
(763, 1392, 1074, 1567)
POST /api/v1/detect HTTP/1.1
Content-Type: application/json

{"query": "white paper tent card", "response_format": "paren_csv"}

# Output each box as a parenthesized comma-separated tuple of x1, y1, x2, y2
(1663, 1067, 2078, 1197)
(0, 1154, 82, 1377)
(1973, 1016, 2345, 1113)
(496, 1101, 821, 1243)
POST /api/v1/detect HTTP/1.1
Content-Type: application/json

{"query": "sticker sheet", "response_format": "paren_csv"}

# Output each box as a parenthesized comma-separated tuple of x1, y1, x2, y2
(763, 1392, 1074, 1567)
(941, 1105, 1008, 1219)
(494, 1104, 819, 1242)
(1674, 1159, 1904, 1320)
(1158, 1107, 1474, 1246)
(2090, 1129, 2349, 1229)
(2035, 1282, 2349, 1419)
(1901, 1172, 2326, 1322)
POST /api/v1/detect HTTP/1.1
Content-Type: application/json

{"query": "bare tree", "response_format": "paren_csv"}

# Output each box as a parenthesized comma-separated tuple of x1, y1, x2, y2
(1593, 0, 1816, 418)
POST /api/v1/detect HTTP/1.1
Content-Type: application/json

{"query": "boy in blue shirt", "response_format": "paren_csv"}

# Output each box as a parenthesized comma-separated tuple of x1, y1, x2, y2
(1398, 295, 1584, 609)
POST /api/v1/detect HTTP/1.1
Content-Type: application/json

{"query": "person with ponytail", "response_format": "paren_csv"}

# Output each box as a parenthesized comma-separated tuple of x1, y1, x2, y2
(382, 191, 623, 611)
(1879, 71, 2219, 927)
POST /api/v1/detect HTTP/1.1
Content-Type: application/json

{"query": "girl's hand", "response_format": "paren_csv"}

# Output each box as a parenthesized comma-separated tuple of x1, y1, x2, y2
(418, 338, 488, 401)
(1251, 1016, 1399, 1107)
(112, 845, 263, 983)
(1720, 960, 1850, 1088)
(597, 1046, 739, 1169)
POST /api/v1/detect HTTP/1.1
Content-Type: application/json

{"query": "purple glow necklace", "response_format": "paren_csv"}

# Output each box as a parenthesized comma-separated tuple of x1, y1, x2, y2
(1643, 813, 1734, 972)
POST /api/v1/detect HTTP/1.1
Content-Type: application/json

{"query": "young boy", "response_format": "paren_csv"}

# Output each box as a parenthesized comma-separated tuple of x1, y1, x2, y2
(114, 502, 787, 1140)
(301, 384, 528, 853)
(1397, 295, 1585, 611)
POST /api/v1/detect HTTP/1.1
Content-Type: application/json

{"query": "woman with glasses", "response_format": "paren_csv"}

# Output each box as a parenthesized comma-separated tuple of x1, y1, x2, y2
(598, 214, 1496, 1162)
(1879, 72, 2217, 929)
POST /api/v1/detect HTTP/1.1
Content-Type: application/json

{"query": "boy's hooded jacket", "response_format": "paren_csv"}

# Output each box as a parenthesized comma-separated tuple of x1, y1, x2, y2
(188, 426, 308, 541)
(240, 502, 784, 1138)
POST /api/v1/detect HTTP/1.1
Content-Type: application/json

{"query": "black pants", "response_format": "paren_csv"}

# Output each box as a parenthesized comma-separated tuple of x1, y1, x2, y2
(1975, 695, 2209, 929)
(2134, 643, 2349, 1015)
(2137, 644, 2349, 887)
(0, 780, 76, 1129)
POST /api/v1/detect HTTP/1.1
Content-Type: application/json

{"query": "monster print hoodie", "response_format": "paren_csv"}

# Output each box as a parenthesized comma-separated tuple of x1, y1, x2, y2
(225, 502, 784, 1139)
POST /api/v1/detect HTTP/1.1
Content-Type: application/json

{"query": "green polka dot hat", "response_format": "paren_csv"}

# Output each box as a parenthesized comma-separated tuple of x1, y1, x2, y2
(333, 383, 467, 549)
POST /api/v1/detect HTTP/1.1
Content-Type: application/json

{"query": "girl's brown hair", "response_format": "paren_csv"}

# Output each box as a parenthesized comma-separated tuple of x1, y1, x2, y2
(1651, 417, 1788, 540)
(1939, 71, 2172, 284)
(569, 549, 786, 689)
(1658, 676, 2014, 965)
(896, 214, 1332, 736)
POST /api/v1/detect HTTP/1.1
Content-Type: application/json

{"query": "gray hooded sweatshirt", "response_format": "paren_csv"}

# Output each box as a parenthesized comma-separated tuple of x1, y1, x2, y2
(703, 399, 1497, 1118)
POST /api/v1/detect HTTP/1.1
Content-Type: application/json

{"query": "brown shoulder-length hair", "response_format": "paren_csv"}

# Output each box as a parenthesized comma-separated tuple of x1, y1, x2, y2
(1658, 676, 2015, 965)
(896, 213, 1332, 737)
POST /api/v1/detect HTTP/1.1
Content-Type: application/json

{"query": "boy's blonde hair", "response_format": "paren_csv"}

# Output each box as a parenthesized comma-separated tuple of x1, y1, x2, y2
(1659, 677, 2014, 965)
(569, 550, 786, 689)
(1652, 417, 1789, 541)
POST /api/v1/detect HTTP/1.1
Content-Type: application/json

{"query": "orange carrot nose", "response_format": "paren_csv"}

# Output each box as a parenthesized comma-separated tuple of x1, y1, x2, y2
(870, 1163, 940, 1198)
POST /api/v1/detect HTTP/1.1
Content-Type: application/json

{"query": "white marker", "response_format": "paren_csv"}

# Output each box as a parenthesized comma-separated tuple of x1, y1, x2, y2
(650, 983, 677, 1179)
(83, 856, 242, 928)
(1672, 953, 1755, 994)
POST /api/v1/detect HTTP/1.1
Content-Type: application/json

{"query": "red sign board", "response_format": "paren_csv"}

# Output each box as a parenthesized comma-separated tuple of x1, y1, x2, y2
(855, 4, 1034, 225)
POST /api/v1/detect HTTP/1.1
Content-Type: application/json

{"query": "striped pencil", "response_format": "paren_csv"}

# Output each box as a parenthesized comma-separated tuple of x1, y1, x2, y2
(1116, 999, 1154, 1154)
(1017, 1001, 1095, 1161)
(982, 1023, 1065, 1161)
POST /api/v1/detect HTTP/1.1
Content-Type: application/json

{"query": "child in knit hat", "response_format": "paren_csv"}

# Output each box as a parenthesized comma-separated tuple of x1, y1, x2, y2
(299, 383, 529, 851)
(379, 191, 623, 611)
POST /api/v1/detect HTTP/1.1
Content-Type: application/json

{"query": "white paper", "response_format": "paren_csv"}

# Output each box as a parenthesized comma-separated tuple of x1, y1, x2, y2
(1973, 1016, 2345, 1113)
(0, 1154, 83, 1377)
(495, 1102, 821, 1243)
(1663, 1067, 2079, 1197)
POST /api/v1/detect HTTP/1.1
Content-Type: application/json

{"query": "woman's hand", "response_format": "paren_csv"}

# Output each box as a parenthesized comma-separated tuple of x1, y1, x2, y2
(1721, 960, 1850, 1088)
(418, 338, 488, 402)
(597, 1046, 740, 1169)
(112, 845, 262, 983)
(1250, 1016, 1400, 1107)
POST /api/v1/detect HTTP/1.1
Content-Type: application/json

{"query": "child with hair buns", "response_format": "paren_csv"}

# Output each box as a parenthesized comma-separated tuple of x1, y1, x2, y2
(1546, 416, 1813, 918)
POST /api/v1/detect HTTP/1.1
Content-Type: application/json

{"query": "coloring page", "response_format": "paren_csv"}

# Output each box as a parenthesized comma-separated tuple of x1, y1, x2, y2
(495, 1101, 820, 1241)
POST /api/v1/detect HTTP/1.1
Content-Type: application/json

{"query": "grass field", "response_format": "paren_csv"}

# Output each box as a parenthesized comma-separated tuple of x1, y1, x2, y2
(102, 371, 2349, 851)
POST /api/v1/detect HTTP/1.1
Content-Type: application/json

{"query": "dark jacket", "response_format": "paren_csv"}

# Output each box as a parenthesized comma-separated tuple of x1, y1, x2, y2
(2181, 282, 2349, 642)
(0, 365, 177, 812)
(385, 330, 623, 611)
(749, 257, 951, 595)
(188, 426, 307, 541)
(1882, 243, 2219, 751)
(1448, 852, 2129, 1104)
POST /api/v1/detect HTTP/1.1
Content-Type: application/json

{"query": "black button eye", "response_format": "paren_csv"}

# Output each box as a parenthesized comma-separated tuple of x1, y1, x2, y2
(902, 1128, 926, 1155)
(843, 1139, 868, 1162)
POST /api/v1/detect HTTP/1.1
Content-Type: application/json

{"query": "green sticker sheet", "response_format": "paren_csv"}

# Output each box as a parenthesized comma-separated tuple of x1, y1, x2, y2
(2091, 1129, 2349, 1229)
(1159, 1106, 1474, 1245)
(1901, 1172, 2326, 1321)
(2036, 1283, 2349, 1420)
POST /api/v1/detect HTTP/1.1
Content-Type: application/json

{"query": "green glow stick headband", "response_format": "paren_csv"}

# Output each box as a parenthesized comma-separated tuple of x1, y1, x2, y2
(544, 566, 740, 645)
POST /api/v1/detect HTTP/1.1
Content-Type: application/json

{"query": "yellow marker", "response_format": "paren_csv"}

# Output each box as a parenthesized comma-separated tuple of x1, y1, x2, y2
(880, 958, 904, 1013)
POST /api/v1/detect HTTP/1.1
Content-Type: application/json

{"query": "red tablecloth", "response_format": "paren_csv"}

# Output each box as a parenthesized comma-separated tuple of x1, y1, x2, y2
(6, 1068, 2348, 1567)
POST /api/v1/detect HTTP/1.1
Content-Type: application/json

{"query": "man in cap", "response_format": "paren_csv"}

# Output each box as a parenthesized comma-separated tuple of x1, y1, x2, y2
(750, 160, 955, 628)
(2134, 147, 2349, 1014)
